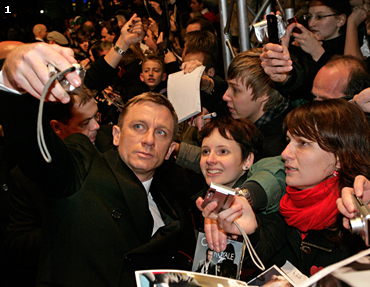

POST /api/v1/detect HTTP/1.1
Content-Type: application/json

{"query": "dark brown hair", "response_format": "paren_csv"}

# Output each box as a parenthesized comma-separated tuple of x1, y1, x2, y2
(200, 116, 264, 163)
(283, 99, 370, 191)
(184, 30, 218, 63)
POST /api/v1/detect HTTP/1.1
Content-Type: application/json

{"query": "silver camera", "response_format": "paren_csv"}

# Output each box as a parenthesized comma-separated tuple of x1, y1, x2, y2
(349, 194, 370, 246)
(253, 14, 287, 44)
(201, 182, 235, 214)
(48, 63, 86, 95)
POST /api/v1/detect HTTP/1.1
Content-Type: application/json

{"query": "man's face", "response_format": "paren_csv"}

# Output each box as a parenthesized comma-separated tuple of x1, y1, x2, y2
(222, 78, 268, 123)
(140, 60, 166, 90)
(79, 41, 89, 52)
(56, 98, 100, 143)
(312, 65, 349, 100)
(190, 0, 203, 12)
(206, 250, 213, 262)
(112, 101, 176, 182)
(101, 27, 115, 42)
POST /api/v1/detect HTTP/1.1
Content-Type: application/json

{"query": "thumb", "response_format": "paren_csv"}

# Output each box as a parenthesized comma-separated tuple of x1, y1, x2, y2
(282, 42, 290, 60)
(281, 24, 295, 48)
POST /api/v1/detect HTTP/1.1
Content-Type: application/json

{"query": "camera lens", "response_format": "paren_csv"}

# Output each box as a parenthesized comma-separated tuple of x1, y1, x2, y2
(349, 217, 365, 234)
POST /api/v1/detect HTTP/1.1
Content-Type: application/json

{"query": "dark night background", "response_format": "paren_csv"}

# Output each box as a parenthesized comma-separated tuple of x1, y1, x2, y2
(1, 0, 130, 42)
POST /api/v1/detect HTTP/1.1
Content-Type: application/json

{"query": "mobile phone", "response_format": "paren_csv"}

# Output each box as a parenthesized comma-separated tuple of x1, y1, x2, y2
(267, 15, 280, 44)
(201, 182, 236, 213)
(287, 16, 302, 34)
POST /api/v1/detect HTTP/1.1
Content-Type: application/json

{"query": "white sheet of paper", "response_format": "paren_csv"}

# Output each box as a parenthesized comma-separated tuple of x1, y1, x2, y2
(167, 65, 205, 123)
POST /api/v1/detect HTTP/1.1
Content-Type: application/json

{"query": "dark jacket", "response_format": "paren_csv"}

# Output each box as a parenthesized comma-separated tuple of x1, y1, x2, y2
(195, 259, 217, 275)
(276, 34, 346, 101)
(0, 92, 197, 287)
(256, 102, 293, 158)
(247, 212, 366, 278)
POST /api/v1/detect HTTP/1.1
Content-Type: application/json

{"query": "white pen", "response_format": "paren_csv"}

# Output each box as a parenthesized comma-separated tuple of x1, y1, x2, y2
(203, 112, 217, 120)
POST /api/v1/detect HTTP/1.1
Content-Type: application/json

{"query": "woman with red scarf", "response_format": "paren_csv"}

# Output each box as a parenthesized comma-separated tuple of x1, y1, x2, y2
(197, 99, 370, 277)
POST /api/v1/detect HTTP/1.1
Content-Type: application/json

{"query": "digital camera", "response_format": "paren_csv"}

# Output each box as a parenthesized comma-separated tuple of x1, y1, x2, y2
(349, 194, 370, 247)
(253, 14, 286, 44)
(201, 182, 236, 214)
(48, 63, 85, 95)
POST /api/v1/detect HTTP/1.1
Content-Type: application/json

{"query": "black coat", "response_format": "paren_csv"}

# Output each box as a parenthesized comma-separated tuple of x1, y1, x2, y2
(276, 34, 346, 102)
(246, 212, 366, 278)
(0, 92, 197, 287)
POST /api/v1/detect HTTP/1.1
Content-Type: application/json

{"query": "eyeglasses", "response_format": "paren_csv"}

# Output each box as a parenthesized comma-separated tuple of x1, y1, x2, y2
(303, 13, 340, 21)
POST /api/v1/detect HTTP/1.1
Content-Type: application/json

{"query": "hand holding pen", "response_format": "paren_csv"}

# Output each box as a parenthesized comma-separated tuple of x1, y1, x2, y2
(188, 108, 217, 131)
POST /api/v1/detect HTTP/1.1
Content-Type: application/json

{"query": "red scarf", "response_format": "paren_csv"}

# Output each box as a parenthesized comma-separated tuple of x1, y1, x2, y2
(279, 177, 340, 233)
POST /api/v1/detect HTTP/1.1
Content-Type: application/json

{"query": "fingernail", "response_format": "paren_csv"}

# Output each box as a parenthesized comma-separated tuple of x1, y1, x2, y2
(71, 78, 80, 87)
(61, 92, 70, 103)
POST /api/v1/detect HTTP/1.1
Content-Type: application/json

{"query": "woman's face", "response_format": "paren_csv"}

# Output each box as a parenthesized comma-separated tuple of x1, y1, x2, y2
(282, 131, 339, 190)
(308, 5, 344, 40)
(144, 29, 157, 52)
(200, 129, 252, 187)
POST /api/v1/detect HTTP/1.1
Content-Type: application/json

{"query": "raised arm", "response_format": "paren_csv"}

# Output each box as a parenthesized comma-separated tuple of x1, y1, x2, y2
(2, 43, 81, 102)
(291, 23, 325, 62)
(344, 5, 368, 60)
(104, 14, 144, 69)
(260, 23, 295, 83)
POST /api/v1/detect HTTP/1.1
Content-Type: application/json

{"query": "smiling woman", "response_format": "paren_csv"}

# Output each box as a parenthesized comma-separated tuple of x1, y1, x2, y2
(198, 99, 370, 278)
(199, 117, 264, 188)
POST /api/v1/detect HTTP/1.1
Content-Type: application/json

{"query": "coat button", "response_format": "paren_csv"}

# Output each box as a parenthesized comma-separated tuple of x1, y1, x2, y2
(301, 245, 311, 254)
(112, 210, 121, 219)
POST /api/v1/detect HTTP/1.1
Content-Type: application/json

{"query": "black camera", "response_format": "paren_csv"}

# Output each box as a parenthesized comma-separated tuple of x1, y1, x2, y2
(349, 194, 370, 246)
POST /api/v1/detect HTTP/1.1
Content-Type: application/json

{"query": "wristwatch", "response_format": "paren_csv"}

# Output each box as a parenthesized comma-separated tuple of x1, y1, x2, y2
(113, 44, 126, 56)
(235, 187, 253, 207)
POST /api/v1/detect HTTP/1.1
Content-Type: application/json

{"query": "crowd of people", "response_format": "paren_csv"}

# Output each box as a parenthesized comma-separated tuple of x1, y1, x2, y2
(1, 0, 370, 286)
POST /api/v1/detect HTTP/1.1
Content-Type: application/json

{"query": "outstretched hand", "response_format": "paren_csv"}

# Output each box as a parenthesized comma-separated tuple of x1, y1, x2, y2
(337, 175, 370, 229)
(3, 43, 81, 103)
(196, 195, 258, 252)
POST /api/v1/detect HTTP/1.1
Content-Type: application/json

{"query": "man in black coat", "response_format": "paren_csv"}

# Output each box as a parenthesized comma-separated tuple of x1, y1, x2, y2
(0, 90, 197, 287)
(0, 15, 201, 286)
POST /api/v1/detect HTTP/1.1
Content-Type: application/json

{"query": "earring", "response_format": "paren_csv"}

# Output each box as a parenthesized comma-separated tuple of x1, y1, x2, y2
(243, 166, 249, 171)
(333, 170, 339, 177)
